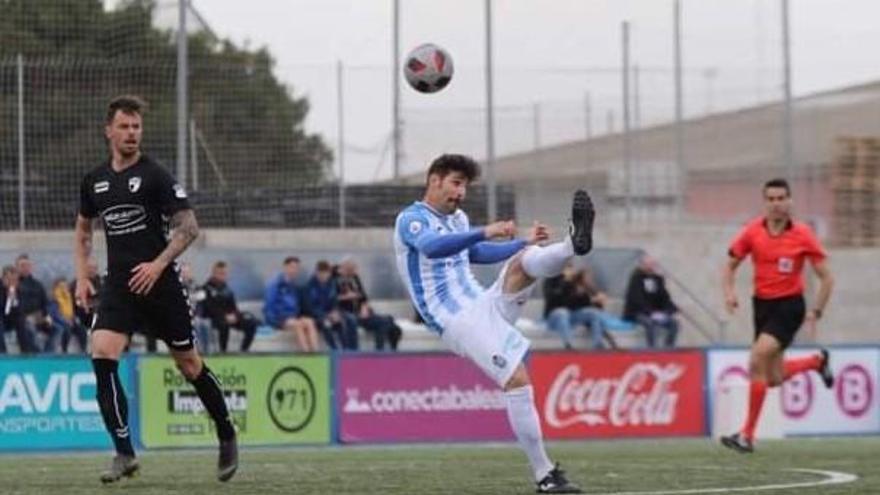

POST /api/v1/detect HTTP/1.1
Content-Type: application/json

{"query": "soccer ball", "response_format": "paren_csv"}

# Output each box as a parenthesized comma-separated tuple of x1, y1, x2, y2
(404, 43, 454, 94)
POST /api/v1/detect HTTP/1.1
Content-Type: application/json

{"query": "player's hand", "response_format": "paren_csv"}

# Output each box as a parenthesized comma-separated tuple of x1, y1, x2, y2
(724, 293, 738, 314)
(129, 260, 167, 295)
(526, 221, 551, 245)
(74, 278, 96, 309)
(483, 220, 516, 240)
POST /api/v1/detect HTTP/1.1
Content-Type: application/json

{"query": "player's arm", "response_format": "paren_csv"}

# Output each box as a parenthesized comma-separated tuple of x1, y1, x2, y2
(721, 255, 742, 314)
(469, 220, 548, 264)
(129, 208, 199, 295)
(73, 214, 96, 308)
(807, 259, 834, 321)
(156, 208, 200, 267)
(469, 239, 526, 264)
(409, 219, 514, 259)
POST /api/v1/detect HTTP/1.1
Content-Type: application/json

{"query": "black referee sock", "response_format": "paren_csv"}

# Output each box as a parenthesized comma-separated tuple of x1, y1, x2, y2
(189, 365, 236, 441)
(92, 358, 135, 457)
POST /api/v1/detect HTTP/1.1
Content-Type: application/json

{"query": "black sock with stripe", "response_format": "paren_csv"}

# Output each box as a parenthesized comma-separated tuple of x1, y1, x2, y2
(189, 364, 236, 441)
(92, 358, 135, 457)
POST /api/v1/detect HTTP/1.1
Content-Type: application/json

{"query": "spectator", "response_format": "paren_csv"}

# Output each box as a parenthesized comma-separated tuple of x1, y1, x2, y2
(306, 260, 357, 351)
(50, 277, 88, 353)
(335, 258, 402, 351)
(542, 262, 579, 348)
(180, 262, 213, 354)
(543, 263, 610, 349)
(263, 256, 320, 352)
(202, 261, 258, 353)
(16, 254, 63, 353)
(569, 266, 617, 349)
(69, 256, 102, 353)
(623, 255, 680, 348)
(1, 265, 38, 354)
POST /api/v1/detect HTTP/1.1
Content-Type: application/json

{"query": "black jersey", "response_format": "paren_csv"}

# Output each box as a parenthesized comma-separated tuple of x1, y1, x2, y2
(79, 154, 191, 282)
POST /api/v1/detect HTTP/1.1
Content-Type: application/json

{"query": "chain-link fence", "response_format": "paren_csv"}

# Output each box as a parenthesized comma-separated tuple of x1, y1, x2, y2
(2, 0, 879, 239)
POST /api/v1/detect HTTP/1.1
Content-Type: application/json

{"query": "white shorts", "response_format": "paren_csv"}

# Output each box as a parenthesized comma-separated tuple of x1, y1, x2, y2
(441, 262, 535, 387)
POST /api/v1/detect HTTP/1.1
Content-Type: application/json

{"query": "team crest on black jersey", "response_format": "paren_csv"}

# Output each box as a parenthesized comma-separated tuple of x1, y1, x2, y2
(128, 176, 142, 193)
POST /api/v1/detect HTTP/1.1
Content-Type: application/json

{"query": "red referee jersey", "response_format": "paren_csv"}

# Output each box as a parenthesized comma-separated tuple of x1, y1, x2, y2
(728, 216, 827, 299)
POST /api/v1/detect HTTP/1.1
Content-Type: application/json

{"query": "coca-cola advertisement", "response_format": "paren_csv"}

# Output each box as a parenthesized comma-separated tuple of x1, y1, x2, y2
(531, 351, 707, 438)
(337, 354, 514, 443)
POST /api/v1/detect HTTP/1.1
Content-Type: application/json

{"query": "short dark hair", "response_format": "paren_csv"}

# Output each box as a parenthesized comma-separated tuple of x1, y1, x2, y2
(106, 95, 146, 124)
(426, 154, 480, 184)
(283, 256, 300, 265)
(315, 260, 332, 272)
(763, 178, 791, 197)
(213, 260, 227, 270)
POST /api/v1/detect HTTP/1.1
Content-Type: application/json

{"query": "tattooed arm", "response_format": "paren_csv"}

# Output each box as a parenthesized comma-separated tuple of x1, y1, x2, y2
(129, 209, 200, 295)
(157, 209, 200, 267)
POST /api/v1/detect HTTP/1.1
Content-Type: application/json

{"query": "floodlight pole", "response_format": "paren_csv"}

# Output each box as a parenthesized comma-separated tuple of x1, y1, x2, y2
(485, 0, 497, 222)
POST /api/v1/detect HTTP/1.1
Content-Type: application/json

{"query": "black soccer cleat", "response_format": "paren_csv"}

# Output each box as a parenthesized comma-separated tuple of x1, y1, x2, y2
(217, 434, 239, 482)
(536, 463, 583, 494)
(100, 454, 139, 484)
(720, 432, 754, 454)
(818, 348, 834, 389)
(569, 190, 595, 256)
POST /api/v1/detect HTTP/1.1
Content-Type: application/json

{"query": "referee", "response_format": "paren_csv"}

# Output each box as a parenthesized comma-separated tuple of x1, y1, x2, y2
(74, 96, 238, 482)
(720, 178, 835, 453)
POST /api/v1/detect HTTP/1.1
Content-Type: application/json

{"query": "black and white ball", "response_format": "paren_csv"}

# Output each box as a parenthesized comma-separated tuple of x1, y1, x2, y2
(404, 43, 454, 94)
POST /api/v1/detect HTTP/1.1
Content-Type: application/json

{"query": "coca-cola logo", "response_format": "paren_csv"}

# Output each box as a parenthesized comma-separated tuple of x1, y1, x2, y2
(544, 362, 684, 429)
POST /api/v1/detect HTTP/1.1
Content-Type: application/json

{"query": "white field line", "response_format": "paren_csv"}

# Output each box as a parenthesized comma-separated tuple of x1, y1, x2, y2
(594, 469, 858, 495)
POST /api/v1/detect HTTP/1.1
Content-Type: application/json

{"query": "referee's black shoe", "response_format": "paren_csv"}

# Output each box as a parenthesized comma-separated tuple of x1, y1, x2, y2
(819, 348, 834, 389)
(536, 463, 583, 494)
(720, 432, 754, 454)
(569, 190, 595, 256)
(100, 454, 139, 484)
(217, 434, 239, 482)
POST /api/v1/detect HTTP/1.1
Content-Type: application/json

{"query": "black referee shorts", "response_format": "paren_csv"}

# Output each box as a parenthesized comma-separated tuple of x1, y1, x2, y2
(752, 294, 806, 349)
(94, 272, 195, 351)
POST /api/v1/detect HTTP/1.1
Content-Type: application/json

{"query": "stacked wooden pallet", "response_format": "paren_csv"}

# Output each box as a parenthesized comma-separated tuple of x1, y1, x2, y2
(831, 137, 880, 247)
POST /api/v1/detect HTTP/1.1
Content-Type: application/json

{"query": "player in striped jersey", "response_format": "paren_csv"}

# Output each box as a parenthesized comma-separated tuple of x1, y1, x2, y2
(393, 154, 592, 494)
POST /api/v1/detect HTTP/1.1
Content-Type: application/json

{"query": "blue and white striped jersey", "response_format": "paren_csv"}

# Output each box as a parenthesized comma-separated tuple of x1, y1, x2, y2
(393, 201, 485, 334)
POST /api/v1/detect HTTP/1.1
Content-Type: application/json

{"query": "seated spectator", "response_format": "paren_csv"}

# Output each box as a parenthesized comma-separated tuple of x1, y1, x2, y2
(202, 260, 258, 353)
(543, 262, 579, 349)
(1, 265, 38, 354)
(16, 254, 63, 353)
(69, 256, 102, 353)
(50, 277, 87, 354)
(306, 260, 357, 351)
(335, 258, 401, 351)
(623, 255, 680, 348)
(264, 256, 320, 352)
(180, 262, 213, 354)
(542, 263, 608, 349)
(569, 266, 618, 349)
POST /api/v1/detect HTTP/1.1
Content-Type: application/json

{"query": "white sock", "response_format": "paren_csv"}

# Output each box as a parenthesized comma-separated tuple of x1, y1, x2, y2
(505, 385, 554, 481)
(520, 240, 575, 279)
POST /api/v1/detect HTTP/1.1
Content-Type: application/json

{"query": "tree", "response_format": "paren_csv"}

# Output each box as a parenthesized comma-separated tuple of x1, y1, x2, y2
(0, 0, 331, 201)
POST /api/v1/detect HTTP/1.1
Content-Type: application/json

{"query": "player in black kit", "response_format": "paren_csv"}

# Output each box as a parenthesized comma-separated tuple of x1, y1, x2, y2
(74, 96, 238, 483)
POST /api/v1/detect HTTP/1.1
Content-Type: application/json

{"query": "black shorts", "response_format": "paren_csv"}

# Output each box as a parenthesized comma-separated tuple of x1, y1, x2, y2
(94, 271, 195, 351)
(752, 294, 806, 349)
